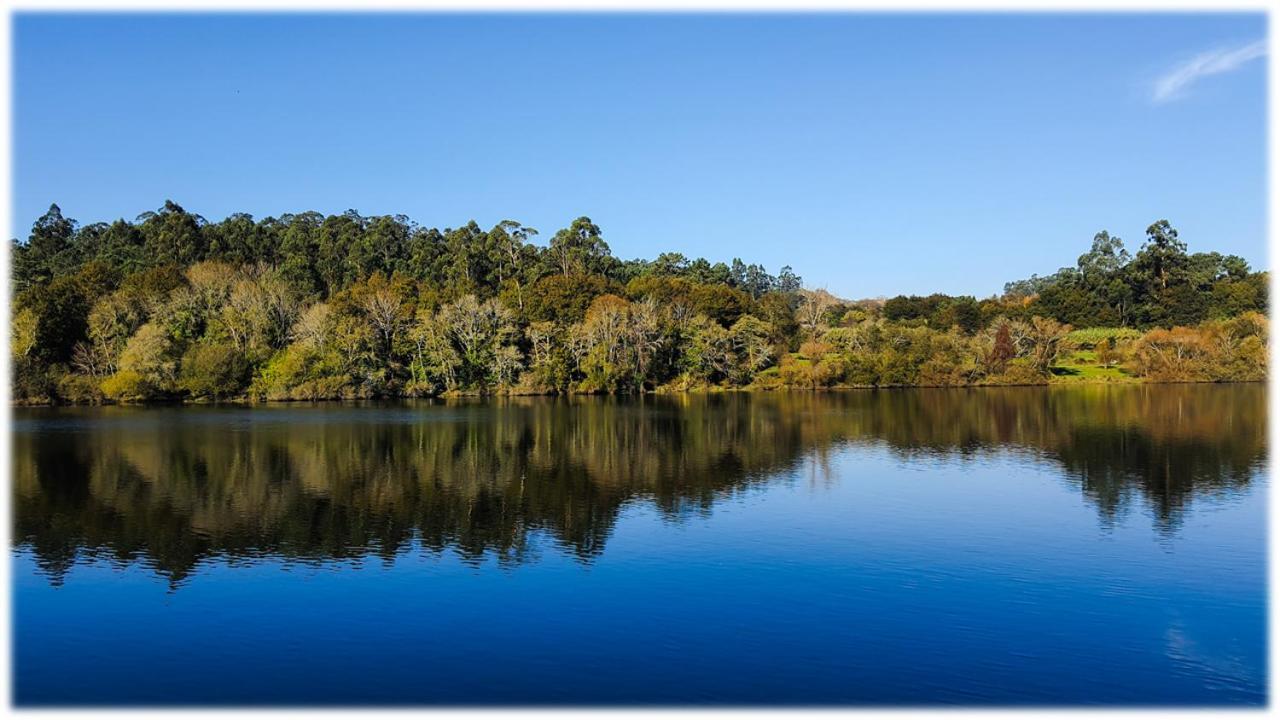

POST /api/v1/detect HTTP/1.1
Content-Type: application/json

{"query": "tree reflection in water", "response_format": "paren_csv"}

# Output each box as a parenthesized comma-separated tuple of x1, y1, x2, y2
(13, 385, 1265, 585)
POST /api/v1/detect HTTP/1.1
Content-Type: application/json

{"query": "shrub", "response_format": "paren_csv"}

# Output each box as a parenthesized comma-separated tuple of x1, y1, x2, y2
(1129, 327, 1210, 382)
(56, 372, 104, 404)
(178, 343, 250, 399)
(100, 370, 149, 401)
(982, 358, 1047, 386)
(114, 321, 179, 396)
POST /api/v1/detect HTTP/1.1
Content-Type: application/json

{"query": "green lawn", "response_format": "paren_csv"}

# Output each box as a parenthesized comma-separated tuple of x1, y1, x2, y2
(1049, 350, 1135, 382)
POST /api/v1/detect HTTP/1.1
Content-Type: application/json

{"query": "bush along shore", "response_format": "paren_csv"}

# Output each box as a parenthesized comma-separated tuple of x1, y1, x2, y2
(10, 203, 1268, 404)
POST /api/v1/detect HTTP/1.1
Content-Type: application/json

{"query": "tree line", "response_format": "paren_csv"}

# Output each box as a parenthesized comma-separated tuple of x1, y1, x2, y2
(10, 203, 1268, 402)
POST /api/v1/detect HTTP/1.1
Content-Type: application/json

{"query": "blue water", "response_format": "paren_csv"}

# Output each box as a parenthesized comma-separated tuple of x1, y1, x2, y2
(10, 388, 1268, 705)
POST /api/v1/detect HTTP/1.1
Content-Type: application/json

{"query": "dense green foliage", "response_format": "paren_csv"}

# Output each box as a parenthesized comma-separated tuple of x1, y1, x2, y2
(998, 224, 1267, 327)
(10, 203, 1268, 403)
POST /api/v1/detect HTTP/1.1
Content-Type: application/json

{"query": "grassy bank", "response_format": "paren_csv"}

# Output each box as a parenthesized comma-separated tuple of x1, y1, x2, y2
(17, 373, 1265, 407)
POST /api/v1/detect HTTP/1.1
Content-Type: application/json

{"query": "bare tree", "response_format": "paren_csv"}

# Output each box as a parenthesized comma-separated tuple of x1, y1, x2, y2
(797, 288, 838, 338)
(1028, 317, 1071, 372)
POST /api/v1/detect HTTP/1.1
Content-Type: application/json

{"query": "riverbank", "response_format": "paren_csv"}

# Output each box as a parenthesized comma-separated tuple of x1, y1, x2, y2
(14, 374, 1265, 407)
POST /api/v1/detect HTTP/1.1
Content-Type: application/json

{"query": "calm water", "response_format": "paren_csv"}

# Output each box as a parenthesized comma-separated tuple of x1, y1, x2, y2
(11, 385, 1267, 706)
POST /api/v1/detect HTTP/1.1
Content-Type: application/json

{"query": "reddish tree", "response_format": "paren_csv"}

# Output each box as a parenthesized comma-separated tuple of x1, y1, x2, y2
(989, 323, 1015, 372)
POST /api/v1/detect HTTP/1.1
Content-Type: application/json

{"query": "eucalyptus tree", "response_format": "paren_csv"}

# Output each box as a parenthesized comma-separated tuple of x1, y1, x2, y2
(138, 200, 207, 268)
(1133, 220, 1189, 292)
(489, 220, 538, 310)
(348, 214, 411, 281)
(316, 210, 365, 294)
(547, 216, 610, 277)
(276, 211, 325, 298)
(440, 221, 490, 298)
(1076, 231, 1130, 288)
(206, 212, 263, 266)
(13, 204, 77, 290)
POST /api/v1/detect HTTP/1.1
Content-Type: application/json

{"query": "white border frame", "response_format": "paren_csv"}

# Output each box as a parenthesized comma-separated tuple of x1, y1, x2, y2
(1, 2, 1273, 718)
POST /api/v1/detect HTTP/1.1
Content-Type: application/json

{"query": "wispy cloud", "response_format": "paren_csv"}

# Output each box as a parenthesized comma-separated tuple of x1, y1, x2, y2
(1152, 39, 1267, 103)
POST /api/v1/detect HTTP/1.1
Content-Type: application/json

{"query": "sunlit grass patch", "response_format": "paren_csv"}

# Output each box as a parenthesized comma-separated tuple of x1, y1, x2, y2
(1049, 352, 1135, 382)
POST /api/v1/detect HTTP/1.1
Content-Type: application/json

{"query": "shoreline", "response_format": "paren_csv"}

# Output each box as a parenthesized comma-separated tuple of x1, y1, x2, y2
(11, 377, 1264, 408)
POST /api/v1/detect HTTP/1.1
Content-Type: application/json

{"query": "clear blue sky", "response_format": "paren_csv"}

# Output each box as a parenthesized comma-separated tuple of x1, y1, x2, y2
(12, 12, 1268, 298)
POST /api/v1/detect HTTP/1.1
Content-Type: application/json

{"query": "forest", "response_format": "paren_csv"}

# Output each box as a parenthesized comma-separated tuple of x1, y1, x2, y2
(9, 202, 1269, 403)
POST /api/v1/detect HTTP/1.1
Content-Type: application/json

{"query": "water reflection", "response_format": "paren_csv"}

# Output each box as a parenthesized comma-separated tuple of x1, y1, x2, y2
(13, 385, 1266, 584)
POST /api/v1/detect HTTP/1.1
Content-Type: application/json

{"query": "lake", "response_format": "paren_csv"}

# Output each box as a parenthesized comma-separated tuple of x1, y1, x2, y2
(11, 385, 1267, 706)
